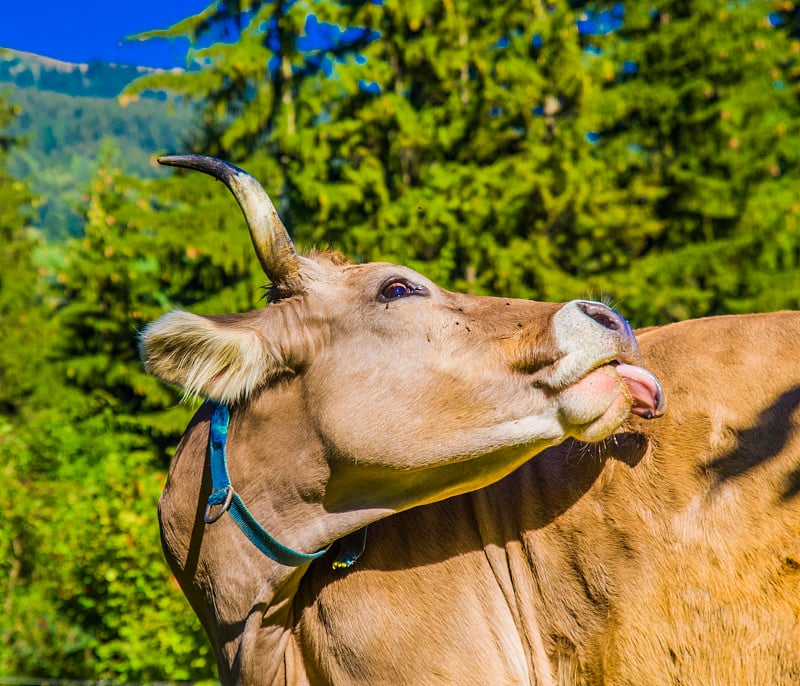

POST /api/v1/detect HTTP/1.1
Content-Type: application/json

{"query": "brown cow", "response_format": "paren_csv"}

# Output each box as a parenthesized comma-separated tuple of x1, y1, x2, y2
(142, 156, 800, 685)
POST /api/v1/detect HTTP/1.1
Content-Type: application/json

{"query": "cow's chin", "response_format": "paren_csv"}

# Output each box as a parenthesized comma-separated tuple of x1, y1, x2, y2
(558, 366, 634, 442)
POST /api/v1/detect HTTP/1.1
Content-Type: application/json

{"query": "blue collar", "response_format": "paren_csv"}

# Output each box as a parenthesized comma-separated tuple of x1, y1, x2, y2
(204, 402, 365, 569)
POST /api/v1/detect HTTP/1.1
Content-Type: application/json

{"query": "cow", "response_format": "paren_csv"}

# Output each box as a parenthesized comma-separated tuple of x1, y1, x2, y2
(141, 155, 800, 685)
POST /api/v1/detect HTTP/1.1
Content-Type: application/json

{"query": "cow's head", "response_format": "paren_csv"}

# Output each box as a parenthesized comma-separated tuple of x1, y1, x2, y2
(141, 155, 665, 512)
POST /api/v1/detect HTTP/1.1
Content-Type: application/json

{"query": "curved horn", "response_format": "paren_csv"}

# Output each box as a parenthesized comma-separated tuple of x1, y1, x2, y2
(158, 154, 301, 289)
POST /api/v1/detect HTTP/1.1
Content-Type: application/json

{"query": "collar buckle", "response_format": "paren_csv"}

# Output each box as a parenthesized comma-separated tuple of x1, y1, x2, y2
(204, 485, 234, 524)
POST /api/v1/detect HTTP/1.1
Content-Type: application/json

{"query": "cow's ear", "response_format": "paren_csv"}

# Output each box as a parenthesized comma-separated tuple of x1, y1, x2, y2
(140, 310, 291, 404)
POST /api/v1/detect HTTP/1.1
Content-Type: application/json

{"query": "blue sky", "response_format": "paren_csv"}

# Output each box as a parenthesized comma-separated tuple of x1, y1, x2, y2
(0, 1, 210, 68)
(0, 2, 637, 71)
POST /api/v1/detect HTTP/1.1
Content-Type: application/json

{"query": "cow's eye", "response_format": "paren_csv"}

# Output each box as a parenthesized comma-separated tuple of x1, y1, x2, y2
(383, 282, 412, 299)
(379, 279, 428, 302)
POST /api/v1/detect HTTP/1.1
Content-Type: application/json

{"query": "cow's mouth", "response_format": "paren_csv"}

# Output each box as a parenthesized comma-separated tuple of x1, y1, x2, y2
(608, 361, 666, 419)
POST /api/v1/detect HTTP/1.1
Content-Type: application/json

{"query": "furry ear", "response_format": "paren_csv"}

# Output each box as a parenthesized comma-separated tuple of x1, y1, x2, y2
(140, 310, 292, 404)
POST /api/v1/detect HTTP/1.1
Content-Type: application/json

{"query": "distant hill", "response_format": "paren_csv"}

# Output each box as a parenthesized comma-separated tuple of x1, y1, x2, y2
(0, 48, 179, 99)
(0, 48, 197, 239)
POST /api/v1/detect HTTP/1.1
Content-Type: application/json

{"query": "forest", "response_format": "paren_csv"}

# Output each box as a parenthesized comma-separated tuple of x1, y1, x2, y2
(2, 0, 800, 681)
(1, 50, 196, 239)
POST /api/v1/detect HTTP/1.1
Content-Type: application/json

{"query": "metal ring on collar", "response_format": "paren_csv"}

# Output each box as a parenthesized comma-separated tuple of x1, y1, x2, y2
(205, 485, 235, 524)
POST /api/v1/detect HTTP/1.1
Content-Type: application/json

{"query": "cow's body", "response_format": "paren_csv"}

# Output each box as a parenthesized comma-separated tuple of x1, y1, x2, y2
(160, 311, 800, 685)
(145, 156, 800, 684)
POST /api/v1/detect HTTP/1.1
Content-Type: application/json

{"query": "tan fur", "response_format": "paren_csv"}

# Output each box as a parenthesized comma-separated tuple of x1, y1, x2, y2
(145, 248, 800, 684)
(292, 313, 800, 686)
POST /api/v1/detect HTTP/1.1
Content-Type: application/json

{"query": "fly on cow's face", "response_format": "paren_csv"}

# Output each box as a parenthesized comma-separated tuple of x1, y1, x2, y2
(378, 278, 429, 302)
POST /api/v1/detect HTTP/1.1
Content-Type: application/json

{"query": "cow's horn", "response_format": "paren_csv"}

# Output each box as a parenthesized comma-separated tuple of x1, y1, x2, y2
(158, 154, 301, 290)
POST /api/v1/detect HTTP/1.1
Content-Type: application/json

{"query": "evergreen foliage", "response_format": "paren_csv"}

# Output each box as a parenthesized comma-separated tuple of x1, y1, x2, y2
(3, 0, 800, 680)
(584, 0, 800, 320)
(0, 98, 39, 416)
(132, 0, 800, 327)
(0, 139, 233, 679)
(1, 142, 273, 679)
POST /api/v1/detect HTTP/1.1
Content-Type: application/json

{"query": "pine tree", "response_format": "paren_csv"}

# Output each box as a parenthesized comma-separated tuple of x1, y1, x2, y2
(0, 143, 242, 681)
(52, 141, 268, 445)
(130, 1, 660, 300)
(132, 0, 800, 326)
(0, 96, 41, 414)
(575, 0, 800, 322)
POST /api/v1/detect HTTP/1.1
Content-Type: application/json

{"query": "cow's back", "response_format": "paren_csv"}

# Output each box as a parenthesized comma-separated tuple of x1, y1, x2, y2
(294, 312, 800, 685)
(598, 312, 800, 684)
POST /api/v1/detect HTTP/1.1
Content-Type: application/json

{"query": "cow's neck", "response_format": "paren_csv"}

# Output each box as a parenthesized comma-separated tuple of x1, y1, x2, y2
(223, 385, 394, 567)
(181, 383, 394, 680)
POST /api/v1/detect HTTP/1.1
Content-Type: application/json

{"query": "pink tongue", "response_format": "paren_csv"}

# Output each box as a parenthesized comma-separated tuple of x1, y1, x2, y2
(615, 364, 667, 419)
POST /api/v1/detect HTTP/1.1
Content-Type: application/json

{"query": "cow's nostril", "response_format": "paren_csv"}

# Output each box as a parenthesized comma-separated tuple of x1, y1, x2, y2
(576, 301, 628, 335)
